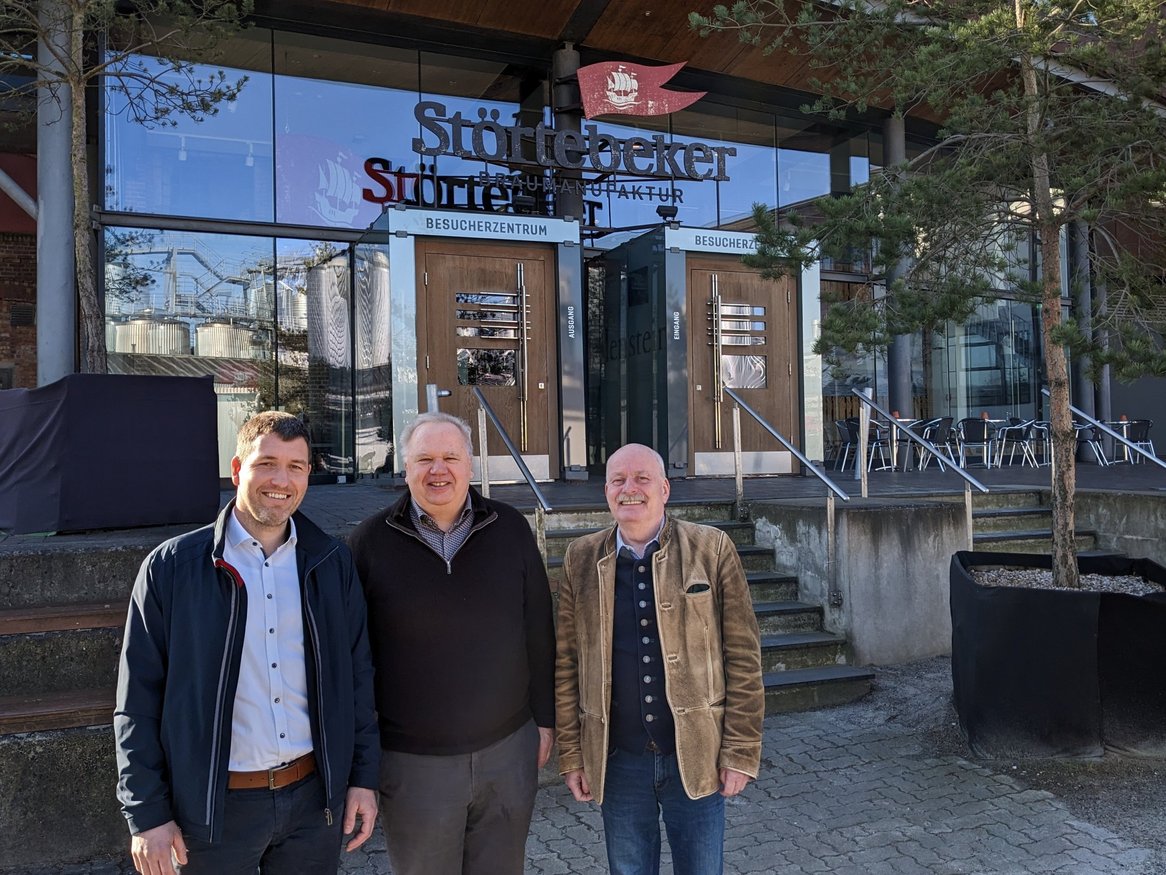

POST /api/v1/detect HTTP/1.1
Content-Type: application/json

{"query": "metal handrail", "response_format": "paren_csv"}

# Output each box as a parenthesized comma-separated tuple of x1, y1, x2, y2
(724, 388, 850, 502)
(470, 387, 553, 561)
(1040, 388, 1166, 471)
(850, 389, 988, 551)
(724, 387, 848, 608)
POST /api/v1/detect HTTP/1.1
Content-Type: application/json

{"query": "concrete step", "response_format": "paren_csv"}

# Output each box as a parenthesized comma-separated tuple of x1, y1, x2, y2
(0, 627, 122, 697)
(0, 725, 125, 867)
(0, 689, 115, 734)
(541, 520, 755, 559)
(969, 490, 1047, 510)
(748, 572, 798, 603)
(971, 506, 1052, 533)
(0, 602, 125, 634)
(0, 545, 146, 610)
(760, 632, 847, 672)
(763, 665, 875, 714)
(972, 529, 1098, 554)
(753, 601, 823, 635)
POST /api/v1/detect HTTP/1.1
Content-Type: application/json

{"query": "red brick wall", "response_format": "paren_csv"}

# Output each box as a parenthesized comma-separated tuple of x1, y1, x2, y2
(0, 232, 37, 388)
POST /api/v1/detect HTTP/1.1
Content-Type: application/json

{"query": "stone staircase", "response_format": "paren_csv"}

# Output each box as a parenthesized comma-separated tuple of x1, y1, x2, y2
(540, 499, 874, 715)
(971, 490, 1100, 553)
(0, 541, 149, 867)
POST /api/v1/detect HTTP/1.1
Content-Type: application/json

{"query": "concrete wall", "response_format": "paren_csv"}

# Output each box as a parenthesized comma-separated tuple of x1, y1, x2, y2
(753, 498, 966, 666)
(1077, 491, 1166, 566)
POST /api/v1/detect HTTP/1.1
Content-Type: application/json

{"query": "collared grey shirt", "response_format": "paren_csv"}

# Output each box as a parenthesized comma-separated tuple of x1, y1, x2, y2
(409, 495, 475, 567)
(615, 515, 667, 561)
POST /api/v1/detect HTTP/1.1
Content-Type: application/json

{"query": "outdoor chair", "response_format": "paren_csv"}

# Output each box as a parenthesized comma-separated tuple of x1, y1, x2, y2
(957, 417, 995, 468)
(844, 417, 890, 471)
(916, 417, 953, 471)
(995, 419, 1038, 467)
(1125, 419, 1155, 463)
(1031, 421, 1051, 465)
(834, 420, 856, 471)
(1074, 422, 1110, 466)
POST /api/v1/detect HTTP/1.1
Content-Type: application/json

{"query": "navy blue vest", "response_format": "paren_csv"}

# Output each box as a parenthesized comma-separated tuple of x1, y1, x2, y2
(609, 544, 676, 754)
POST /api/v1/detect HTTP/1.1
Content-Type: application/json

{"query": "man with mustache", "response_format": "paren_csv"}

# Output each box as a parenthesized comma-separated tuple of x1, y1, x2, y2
(555, 442, 763, 875)
(349, 411, 555, 875)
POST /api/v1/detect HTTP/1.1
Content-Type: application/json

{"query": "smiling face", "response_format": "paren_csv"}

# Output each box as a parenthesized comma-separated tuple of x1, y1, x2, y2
(605, 444, 670, 546)
(231, 432, 310, 542)
(404, 421, 474, 528)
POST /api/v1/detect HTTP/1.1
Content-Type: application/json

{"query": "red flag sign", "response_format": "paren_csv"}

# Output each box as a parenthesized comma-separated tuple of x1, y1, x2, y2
(577, 61, 706, 119)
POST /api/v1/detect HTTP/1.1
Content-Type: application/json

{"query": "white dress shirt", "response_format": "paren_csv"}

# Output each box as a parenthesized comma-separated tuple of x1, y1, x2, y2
(223, 511, 313, 771)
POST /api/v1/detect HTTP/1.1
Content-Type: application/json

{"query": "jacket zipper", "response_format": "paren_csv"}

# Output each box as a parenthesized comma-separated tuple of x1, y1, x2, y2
(206, 562, 243, 834)
(303, 545, 339, 823)
(387, 511, 496, 576)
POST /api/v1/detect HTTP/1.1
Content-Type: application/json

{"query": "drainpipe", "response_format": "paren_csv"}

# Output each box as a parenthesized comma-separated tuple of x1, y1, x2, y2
(551, 44, 583, 222)
(1069, 220, 1095, 458)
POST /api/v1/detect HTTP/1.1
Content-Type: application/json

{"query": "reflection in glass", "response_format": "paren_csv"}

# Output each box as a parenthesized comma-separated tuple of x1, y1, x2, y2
(275, 240, 353, 477)
(104, 35, 275, 221)
(720, 320, 766, 331)
(722, 335, 766, 346)
(457, 309, 518, 323)
(105, 228, 275, 474)
(456, 326, 518, 338)
(458, 348, 516, 386)
(722, 304, 765, 316)
(353, 242, 393, 474)
(456, 292, 517, 306)
(722, 355, 767, 389)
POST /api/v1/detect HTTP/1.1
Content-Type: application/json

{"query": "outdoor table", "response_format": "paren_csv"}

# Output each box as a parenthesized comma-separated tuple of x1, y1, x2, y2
(1105, 421, 1132, 463)
(888, 418, 921, 471)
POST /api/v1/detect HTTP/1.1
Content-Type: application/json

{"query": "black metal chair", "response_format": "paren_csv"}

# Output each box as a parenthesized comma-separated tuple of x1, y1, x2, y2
(957, 417, 995, 468)
(844, 417, 890, 471)
(918, 416, 954, 471)
(995, 419, 1037, 467)
(834, 420, 856, 471)
(1126, 419, 1155, 463)
(1074, 422, 1109, 466)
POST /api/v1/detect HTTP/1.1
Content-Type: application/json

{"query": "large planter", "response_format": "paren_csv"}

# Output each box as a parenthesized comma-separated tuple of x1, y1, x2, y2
(951, 550, 1166, 758)
(0, 374, 219, 533)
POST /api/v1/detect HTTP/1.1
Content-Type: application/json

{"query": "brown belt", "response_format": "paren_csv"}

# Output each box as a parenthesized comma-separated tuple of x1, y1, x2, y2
(228, 752, 315, 790)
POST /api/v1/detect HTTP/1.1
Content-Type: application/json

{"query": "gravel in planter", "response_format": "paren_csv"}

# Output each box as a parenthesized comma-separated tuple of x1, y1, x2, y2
(973, 567, 1164, 596)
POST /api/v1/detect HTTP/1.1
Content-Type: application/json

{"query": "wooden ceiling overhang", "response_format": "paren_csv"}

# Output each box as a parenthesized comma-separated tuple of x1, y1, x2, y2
(253, 0, 932, 131)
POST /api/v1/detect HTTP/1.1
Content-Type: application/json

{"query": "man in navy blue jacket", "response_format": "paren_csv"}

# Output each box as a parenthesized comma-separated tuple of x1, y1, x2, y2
(115, 411, 379, 875)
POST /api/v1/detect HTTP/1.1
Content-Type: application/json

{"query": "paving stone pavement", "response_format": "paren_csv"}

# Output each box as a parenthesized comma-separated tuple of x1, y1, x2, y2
(20, 657, 1165, 875)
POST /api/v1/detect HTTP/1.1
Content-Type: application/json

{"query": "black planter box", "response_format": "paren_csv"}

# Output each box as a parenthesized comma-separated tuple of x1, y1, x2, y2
(951, 550, 1166, 758)
(0, 374, 218, 533)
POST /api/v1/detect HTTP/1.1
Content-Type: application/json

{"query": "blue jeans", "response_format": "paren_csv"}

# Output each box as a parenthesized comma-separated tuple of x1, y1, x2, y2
(179, 773, 342, 874)
(600, 748, 725, 875)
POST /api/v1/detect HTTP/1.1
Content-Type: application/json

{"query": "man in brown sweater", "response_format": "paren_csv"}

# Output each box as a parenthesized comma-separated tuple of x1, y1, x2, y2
(348, 411, 554, 875)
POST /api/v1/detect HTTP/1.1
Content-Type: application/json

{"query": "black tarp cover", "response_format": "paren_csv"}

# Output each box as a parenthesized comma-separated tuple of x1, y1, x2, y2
(951, 550, 1166, 758)
(0, 374, 218, 533)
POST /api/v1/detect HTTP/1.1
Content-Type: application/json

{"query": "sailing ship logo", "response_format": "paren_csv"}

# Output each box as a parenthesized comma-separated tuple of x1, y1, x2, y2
(314, 157, 362, 225)
(578, 61, 707, 118)
(605, 66, 639, 109)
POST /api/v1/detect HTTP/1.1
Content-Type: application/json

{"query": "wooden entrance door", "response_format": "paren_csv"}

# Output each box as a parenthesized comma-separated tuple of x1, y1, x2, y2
(687, 255, 800, 474)
(417, 239, 558, 479)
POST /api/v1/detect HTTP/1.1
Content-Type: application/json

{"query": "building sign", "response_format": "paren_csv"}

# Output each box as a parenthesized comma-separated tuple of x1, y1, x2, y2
(412, 100, 734, 182)
(665, 226, 759, 255)
(387, 207, 579, 245)
(577, 62, 706, 119)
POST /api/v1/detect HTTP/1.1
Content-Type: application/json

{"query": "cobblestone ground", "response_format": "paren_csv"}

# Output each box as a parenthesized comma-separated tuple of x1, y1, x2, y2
(23, 657, 1165, 875)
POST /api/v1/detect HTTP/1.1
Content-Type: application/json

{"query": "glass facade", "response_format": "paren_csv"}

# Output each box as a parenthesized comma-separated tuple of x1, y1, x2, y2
(98, 25, 1036, 476)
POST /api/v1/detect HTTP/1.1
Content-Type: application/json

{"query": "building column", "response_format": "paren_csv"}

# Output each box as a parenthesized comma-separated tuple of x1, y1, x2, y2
(883, 116, 914, 416)
(36, 0, 77, 385)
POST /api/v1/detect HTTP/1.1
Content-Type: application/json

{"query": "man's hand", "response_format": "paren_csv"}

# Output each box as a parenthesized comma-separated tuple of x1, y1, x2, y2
(564, 768, 593, 802)
(720, 768, 752, 797)
(537, 727, 555, 769)
(130, 820, 186, 875)
(342, 786, 378, 852)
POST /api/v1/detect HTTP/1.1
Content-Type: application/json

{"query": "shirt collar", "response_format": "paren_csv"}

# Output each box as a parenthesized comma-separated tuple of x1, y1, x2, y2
(410, 494, 473, 530)
(228, 506, 297, 551)
(615, 515, 666, 559)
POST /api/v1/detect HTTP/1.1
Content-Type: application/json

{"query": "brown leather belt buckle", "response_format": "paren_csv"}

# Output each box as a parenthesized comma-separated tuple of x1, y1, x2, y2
(228, 752, 314, 790)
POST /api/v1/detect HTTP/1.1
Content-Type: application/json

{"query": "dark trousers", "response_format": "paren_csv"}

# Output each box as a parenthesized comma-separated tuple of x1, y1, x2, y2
(179, 773, 342, 874)
(379, 719, 539, 875)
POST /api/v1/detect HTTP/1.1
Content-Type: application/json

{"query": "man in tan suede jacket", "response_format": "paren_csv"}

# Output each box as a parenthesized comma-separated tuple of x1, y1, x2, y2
(555, 443, 763, 875)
